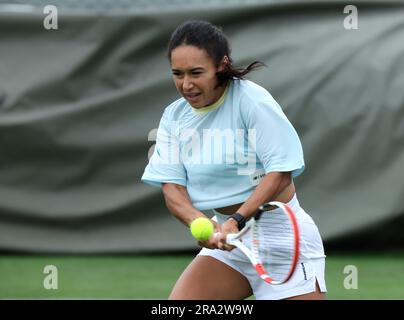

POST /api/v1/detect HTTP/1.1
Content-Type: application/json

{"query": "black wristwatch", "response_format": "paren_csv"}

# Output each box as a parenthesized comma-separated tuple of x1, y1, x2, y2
(228, 212, 246, 230)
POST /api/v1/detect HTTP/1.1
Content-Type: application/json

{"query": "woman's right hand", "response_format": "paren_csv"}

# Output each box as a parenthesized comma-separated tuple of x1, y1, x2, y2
(197, 220, 222, 249)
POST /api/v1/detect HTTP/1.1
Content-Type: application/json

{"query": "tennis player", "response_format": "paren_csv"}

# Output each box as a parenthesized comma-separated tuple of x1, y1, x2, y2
(141, 20, 327, 300)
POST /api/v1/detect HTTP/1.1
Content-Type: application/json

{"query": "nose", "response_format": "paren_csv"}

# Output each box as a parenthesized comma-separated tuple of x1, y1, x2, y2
(182, 75, 194, 91)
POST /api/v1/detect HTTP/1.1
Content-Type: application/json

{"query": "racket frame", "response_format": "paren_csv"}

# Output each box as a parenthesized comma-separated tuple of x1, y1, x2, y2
(226, 201, 300, 285)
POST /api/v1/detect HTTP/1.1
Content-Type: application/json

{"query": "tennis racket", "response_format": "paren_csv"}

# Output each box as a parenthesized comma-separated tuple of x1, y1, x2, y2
(226, 201, 300, 285)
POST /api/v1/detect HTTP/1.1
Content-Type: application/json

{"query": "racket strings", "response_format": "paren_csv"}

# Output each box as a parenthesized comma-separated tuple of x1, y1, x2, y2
(255, 212, 297, 281)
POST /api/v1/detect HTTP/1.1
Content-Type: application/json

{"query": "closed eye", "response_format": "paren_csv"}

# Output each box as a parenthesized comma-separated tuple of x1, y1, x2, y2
(172, 68, 204, 76)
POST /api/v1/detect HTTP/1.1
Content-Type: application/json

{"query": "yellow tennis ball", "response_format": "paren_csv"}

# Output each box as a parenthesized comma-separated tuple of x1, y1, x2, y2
(190, 217, 214, 241)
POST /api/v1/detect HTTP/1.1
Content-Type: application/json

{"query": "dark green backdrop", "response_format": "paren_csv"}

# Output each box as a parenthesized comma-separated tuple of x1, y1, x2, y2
(1, 1, 404, 252)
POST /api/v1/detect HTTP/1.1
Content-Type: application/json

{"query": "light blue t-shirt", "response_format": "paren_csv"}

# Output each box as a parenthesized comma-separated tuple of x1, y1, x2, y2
(141, 79, 305, 210)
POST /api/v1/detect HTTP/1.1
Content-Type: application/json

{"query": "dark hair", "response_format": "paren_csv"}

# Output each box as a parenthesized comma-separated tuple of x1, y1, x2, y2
(168, 20, 265, 87)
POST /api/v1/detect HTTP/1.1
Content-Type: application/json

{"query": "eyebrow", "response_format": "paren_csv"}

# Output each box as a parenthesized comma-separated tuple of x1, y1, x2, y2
(171, 67, 205, 72)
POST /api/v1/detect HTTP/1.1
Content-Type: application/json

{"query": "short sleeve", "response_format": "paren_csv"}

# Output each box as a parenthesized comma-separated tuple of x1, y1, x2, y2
(243, 95, 305, 178)
(141, 109, 187, 187)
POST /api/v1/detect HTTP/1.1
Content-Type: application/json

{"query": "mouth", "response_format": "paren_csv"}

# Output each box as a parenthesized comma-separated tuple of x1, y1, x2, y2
(184, 92, 201, 103)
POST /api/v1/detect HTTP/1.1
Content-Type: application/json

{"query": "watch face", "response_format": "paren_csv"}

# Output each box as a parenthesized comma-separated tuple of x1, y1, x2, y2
(231, 213, 240, 221)
(236, 213, 245, 222)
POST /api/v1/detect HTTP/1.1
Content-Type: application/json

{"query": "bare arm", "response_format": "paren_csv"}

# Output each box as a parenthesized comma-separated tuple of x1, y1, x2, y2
(236, 171, 292, 220)
(218, 171, 292, 250)
(162, 183, 206, 227)
(162, 183, 221, 249)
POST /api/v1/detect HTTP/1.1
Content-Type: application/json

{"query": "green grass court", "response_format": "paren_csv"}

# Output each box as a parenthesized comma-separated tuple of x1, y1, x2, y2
(1, 252, 403, 299)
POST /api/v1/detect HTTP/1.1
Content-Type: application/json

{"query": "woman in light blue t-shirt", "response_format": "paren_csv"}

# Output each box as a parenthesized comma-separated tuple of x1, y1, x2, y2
(141, 20, 327, 300)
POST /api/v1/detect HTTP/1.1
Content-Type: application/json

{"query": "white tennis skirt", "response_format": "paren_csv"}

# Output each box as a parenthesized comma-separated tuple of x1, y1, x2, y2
(198, 194, 327, 300)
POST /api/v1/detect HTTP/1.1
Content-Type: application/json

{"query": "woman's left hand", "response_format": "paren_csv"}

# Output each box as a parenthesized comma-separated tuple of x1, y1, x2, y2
(215, 218, 239, 251)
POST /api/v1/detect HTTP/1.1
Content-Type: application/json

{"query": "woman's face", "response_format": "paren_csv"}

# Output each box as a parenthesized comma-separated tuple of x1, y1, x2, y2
(170, 45, 226, 108)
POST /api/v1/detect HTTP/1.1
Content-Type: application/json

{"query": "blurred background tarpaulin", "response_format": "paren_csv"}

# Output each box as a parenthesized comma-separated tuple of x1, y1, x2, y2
(1, 0, 404, 255)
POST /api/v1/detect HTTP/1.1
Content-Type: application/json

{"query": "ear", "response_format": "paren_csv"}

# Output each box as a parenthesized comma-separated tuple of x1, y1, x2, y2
(218, 55, 229, 72)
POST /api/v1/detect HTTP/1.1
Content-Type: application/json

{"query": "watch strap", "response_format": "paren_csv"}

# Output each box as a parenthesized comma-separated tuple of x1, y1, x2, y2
(228, 212, 246, 230)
